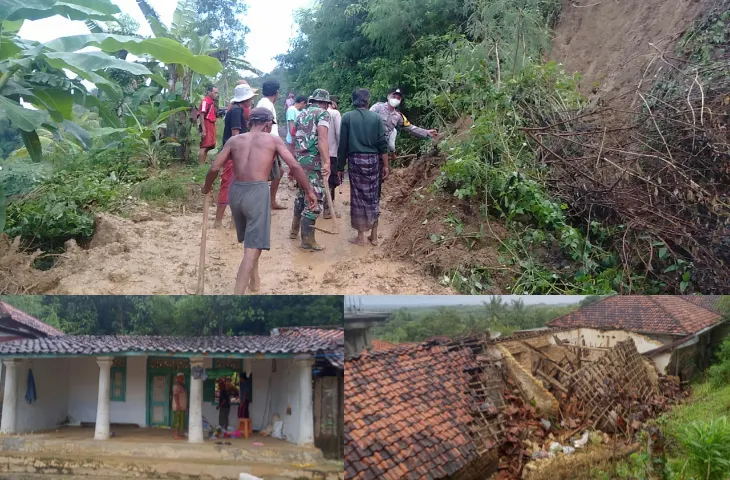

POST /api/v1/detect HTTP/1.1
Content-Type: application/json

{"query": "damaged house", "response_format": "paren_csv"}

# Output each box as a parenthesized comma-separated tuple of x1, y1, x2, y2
(546, 295, 727, 380)
(345, 297, 723, 479)
(345, 338, 508, 480)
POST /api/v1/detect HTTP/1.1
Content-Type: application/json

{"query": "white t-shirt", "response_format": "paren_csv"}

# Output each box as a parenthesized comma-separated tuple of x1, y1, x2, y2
(256, 97, 279, 137)
(327, 107, 341, 159)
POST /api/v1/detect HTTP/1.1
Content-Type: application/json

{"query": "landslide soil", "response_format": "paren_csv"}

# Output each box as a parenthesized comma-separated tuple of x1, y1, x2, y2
(46, 179, 452, 295)
(551, 0, 713, 105)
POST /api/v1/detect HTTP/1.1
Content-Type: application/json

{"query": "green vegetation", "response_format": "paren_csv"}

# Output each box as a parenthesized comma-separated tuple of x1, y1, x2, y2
(372, 296, 577, 342)
(0, 295, 343, 336)
(0, 0, 250, 264)
(282, 0, 725, 294)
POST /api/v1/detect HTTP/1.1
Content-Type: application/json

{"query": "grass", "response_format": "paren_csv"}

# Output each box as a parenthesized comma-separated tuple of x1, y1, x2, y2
(587, 380, 730, 480)
(133, 164, 208, 208)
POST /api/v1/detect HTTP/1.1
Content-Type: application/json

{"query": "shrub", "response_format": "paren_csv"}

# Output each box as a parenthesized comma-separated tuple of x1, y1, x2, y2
(677, 417, 730, 480)
(708, 337, 730, 388)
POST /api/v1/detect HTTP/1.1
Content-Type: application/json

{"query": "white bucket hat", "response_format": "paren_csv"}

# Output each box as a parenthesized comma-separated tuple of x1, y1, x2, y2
(231, 83, 256, 103)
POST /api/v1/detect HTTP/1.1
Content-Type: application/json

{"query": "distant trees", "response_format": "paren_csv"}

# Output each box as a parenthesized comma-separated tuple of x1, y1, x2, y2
(1, 295, 342, 336)
(373, 299, 577, 342)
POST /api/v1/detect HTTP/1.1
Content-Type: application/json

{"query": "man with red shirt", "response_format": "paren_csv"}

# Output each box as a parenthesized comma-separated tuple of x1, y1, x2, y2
(199, 84, 220, 165)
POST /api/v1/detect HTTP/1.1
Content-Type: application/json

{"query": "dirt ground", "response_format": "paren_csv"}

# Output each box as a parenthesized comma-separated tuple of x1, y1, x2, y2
(48, 178, 453, 295)
(551, 0, 713, 105)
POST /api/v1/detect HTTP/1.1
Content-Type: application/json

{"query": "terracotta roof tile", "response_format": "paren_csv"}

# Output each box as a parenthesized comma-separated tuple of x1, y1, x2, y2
(0, 329, 343, 357)
(681, 295, 724, 314)
(0, 302, 63, 337)
(548, 296, 721, 335)
(345, 343, 483, 480)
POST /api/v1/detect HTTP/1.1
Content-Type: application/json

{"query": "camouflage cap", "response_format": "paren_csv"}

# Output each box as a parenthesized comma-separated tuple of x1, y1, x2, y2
(308, 88, 331, 104)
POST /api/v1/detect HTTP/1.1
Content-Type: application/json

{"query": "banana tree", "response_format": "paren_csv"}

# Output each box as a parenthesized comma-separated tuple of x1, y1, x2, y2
(0, 0, 223, 162)
(135, 0, 259, 161)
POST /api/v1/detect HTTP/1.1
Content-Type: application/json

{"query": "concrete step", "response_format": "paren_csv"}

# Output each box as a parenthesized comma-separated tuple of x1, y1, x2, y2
(0, 453, 344, 480)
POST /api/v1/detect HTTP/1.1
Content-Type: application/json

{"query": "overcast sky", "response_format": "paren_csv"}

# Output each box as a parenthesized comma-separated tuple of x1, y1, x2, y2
(346, 296, 586, 309)
(17, 0, 311, 73)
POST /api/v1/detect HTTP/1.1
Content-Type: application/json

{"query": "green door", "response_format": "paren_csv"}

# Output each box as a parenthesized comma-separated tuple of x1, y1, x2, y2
(149, 373, 170, 426)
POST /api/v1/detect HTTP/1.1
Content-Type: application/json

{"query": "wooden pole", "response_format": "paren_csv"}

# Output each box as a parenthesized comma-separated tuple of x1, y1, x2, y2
(196, 193, 210, 295)
(323, 182, 339, 234)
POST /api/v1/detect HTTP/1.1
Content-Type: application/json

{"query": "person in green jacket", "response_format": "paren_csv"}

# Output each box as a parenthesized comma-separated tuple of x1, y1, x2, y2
(337, 88, 389, 246)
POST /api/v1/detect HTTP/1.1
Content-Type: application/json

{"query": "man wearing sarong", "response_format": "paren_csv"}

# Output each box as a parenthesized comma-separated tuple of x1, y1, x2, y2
(290, 89, 332, 251)
(215, 83, 256, 229)
(203, 108, 317, 294)
(198, 85, 220, 165)
(172, 373, 187, 440)
(324, 95, 342, 219)
(338, 88, 388, 246)
(370, 87, 438, 197)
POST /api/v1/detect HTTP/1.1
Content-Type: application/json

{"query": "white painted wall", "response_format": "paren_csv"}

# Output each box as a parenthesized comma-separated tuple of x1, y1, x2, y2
(553, 328, 677, 374)
(110, 356, 147, 426)
(14, 358, 70, 433)
(554, 328, 666, 353)
(203, 357, 308, 445)
(67, 356, 147, 427)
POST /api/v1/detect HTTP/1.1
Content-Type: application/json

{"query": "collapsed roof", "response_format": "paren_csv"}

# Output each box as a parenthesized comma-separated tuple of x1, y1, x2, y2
(345, 338, 505, 480)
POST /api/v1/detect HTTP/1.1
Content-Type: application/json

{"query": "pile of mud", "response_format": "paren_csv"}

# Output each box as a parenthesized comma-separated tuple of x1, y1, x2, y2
(0, 237, 60, 294)
(381, 154, 510, 293)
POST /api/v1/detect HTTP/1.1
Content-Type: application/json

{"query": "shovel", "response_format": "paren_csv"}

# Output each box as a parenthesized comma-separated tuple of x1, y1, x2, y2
(315, 182, 339, 235)
(196, 193, 211, 294)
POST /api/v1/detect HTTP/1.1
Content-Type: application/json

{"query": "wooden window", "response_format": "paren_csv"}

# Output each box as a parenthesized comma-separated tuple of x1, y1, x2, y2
(110, 357, 126, 402)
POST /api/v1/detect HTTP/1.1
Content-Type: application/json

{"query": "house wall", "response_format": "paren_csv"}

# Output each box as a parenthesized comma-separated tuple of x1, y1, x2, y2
(14, 358, 71, 433)
(67, 356, 147, 427)
(554, 328, 667, 353)
(199, 357, 308, 445)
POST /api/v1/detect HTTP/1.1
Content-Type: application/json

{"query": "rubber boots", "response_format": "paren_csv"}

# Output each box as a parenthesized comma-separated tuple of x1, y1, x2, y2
(289, 216, 301, 239)
(300, 217, 325, 251)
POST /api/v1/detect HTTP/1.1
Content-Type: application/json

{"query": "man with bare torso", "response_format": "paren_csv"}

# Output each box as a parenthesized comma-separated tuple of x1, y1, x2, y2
(202, 107, 317, 294)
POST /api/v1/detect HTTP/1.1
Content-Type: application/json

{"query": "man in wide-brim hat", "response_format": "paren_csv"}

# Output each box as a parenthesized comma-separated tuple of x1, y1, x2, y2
(289, 88, 332, 251)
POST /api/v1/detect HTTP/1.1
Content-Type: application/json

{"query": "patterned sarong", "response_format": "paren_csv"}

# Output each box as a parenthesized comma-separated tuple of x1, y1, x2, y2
(349, 153, 380, 231)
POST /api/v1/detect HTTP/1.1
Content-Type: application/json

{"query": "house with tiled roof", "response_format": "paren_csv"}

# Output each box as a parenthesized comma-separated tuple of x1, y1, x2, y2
(0, 301, 63, 341)
(0, 319, 344, 459)
(547, 296, 726, 379)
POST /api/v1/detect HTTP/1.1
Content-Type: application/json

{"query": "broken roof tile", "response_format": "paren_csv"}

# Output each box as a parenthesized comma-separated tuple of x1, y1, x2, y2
(345, 343, 483, 480)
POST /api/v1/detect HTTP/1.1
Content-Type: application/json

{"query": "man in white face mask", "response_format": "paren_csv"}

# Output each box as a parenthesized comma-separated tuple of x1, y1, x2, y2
(370, 87, 438, 199)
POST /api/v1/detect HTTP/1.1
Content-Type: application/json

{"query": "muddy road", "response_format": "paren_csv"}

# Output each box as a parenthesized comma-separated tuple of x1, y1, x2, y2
(51, 180, 453, 295)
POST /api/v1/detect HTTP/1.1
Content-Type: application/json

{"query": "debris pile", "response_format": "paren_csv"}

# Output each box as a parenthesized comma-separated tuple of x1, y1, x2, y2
(492, 338, 689, 479)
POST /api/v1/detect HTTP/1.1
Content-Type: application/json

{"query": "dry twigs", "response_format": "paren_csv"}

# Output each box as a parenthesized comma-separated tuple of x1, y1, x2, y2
(524, 52, 730, 292)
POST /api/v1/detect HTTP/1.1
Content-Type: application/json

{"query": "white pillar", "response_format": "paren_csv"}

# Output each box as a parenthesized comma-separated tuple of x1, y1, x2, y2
(188, 357, 204, 443)
(0, 359, 21, 434)
(94, 357, 113, 440)
(295, 356, 315, 446)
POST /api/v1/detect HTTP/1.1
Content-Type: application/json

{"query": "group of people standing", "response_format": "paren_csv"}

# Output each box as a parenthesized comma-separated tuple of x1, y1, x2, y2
(201, 80, 437, 294)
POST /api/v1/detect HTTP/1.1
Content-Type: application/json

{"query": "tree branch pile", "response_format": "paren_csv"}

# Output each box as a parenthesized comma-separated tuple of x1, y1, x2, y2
(524, 49, 730, 292)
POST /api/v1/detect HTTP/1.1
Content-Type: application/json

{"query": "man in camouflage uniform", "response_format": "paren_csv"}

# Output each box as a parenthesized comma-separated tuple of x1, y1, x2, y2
(290, 88, 332, 251)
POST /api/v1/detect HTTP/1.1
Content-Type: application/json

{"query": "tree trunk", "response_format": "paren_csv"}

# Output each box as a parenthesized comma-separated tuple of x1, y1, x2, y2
(174, 68, 194, 163)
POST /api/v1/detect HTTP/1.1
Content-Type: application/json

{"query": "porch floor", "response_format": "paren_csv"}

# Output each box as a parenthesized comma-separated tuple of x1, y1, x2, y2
(0, 427, 342, 479)
(22, 425, 310, 453)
